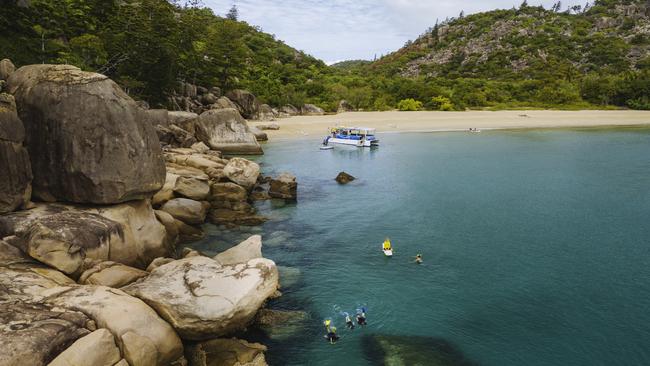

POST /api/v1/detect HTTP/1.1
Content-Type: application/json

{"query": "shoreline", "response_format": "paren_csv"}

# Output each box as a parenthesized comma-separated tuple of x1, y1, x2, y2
(251, 110, 650, 140)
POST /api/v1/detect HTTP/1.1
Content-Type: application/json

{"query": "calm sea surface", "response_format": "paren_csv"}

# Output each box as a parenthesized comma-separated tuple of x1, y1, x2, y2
(192, 128, 650, 366)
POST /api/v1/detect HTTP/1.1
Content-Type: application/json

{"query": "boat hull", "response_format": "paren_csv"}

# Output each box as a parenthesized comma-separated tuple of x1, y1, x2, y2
(328, 138, 378, 147)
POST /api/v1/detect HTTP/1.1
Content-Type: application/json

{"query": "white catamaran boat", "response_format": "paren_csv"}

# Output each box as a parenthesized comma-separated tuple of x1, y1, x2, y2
(323, 127, 379, 148)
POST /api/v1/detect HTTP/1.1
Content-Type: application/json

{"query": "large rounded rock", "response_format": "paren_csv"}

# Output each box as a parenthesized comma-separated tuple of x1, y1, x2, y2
(78, 261, 149, 288)
(225, 89, 260, 120)
(223, 158, 260, 190)
(0, 200, 170, 270)
(279, 105, 299, 116)
(209, 182, 248, 202)
(24, 211, 122, 276)
(301, 104, 325, 115)
(48, 286, 184, 366)
(194, 108, 262, 155)
(6, 64, 165, 204)
(249, 126, 268, 141)
(123, 256, 279, 340)
(174, 176, 210, 201)
(0, 93, 32, 213)
(161, 198, 208, 225)
(48, 329, 122, 366)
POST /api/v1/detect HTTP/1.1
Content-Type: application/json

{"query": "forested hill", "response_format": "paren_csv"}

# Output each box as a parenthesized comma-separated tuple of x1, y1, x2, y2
(0, 0, 327, 106)
(1, 0, 649, 111)
(349, 0, 650, 110)
(371, 0, 650, 79)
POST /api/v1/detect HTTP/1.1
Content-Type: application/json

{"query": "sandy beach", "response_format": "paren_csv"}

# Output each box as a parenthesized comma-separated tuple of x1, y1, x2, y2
(251, 110, 650, 140)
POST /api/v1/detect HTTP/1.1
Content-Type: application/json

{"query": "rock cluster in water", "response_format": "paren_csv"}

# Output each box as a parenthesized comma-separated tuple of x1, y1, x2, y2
(0, 60, 300, 366)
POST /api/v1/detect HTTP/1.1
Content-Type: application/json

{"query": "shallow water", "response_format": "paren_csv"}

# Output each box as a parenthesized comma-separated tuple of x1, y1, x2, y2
(193, 128, 650, 366)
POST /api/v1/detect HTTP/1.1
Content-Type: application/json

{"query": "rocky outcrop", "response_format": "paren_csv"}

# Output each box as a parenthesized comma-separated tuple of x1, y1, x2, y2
(174, 175, 211, 201)
(185, 338, 268, 366)
(161, 198, 209, 225)
(23, 211, 123, 277)
(0, 59, 15, 80)
(255, 122, 280, 130)
(226, 89, 260, 120)
(279, 105, 299, 116)
(335, 171, 356, 184)
(78, 261, 149, 288)
(338, 100, 354, 113)
(48, 329, 122, 366)
(223, 158, 260, 190)
(301, 104, 325, 115)
(194, 108, 263, 155)
(269, 173, 297, 200)
(47, 286, 184, 366)
(214, 235, 262, 265)
(123, 256, 279, 340)
(6, 64, 165, 204)
(168, 111, 198, 126)
(0, 200, 170, 270)
(211, 96, 239, 110)
(0, 240, 183, 366)
(258, 104, 276, 121)
(0, 93, 32, 214)
(249, 125, 268, 141)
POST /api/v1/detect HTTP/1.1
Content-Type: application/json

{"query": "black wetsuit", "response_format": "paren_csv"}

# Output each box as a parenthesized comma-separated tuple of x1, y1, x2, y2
(357, 315, 367, 326)
(327, 332, 339, 343)
(346, 319, 355, 329)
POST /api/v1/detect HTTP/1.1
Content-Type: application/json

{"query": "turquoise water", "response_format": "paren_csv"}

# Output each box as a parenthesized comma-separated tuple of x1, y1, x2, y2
(193, 128, 650, 366)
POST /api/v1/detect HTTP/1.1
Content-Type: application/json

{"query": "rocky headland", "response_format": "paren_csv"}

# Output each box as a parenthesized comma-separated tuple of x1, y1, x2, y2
(0, 60, 300, 366)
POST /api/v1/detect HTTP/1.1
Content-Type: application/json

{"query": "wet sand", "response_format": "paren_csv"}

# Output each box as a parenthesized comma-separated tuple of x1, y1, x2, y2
(250, 110, 650, 139)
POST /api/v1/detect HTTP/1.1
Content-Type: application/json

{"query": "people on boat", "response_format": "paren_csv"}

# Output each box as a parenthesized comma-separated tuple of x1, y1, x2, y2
(383, 238, 392, 251)
(326, 327, 340, 344)
(415, 254, 423, 264)
(345, 313, 355, 330)
(356, 311, 367, 326)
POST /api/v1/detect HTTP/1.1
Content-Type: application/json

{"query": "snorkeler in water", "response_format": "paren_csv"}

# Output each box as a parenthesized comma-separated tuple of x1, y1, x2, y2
(326, 327, 340, 344)
(415, 253, 423, 264)
(356, 311, 367, 326)
(345, 313, 355, 330)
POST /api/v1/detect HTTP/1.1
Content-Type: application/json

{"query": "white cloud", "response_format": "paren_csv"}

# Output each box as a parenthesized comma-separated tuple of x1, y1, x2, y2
(203, 0, 586, 63)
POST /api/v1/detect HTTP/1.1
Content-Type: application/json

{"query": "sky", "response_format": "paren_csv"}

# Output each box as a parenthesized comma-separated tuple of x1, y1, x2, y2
(203, 0, 585, 64)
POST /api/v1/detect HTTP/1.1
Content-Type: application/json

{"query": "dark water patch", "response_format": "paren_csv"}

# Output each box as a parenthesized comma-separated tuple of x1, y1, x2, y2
(362, 334, 478, 366)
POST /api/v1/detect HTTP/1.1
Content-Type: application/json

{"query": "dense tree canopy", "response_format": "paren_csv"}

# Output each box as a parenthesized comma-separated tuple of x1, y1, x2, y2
(0, 0, 648, 110)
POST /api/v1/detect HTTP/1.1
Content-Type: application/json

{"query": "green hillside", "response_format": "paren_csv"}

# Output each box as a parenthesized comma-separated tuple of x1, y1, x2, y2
(1, 0, 648, 111)
(0, 0, 327, 106)
(315, 0, 650, 111)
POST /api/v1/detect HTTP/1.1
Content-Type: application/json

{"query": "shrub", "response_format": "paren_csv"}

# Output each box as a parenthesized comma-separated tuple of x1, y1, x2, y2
(429, 96, 454, 111)
(397, 98, 423, 111)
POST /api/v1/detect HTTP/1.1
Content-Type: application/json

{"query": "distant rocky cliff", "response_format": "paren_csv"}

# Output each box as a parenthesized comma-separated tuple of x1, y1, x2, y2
(372, 0, 650, 78)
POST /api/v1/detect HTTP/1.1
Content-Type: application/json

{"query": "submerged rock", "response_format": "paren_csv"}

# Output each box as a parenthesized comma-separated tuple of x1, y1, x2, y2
(254, 309, 309, 340)
(335, 172, 356, 184)
(184, 338, 267, 366)
(362, 334, 477, 366)
(269, 173, 297, 200)
(123, 256, 279, 340)
(7, 64, 165, 204)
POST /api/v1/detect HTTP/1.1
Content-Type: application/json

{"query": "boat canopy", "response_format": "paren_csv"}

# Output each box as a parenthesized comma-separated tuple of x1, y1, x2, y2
(330, 126, 376, 135)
